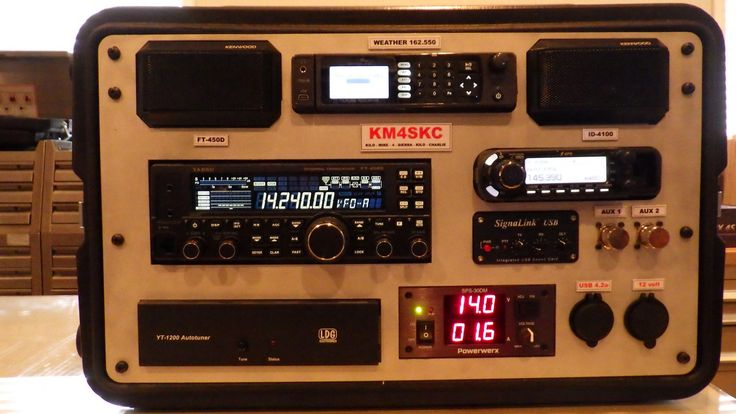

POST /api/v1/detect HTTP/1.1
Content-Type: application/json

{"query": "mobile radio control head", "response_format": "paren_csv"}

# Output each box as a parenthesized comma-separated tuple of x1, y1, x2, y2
(306, 216, 348, 263)
(182, 238, 204, 260)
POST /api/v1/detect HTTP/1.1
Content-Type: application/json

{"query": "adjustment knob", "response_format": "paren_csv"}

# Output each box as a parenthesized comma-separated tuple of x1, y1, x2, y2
(490, 52, 510, 72)
(409, 238, 430, 259)
(375, 238, 394, 259)
(182, 238, 203, 260)
(305, 217, 347, 262)
(569, 293, 614, 348)
(625, 293, 669, 349)
(217, 239, 238, 260)
(518, 327, 536, 345)
(599, 224, 629, 250)
(638, 223, 670, 249)
(493, 159, 526, 191)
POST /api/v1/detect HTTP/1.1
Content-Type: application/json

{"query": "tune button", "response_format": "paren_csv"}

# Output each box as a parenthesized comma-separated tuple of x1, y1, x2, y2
(375, 238, 394, 259)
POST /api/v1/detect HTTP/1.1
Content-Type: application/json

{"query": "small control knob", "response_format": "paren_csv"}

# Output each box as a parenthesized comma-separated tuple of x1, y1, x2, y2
(599, 224, 629, 250)
(305, 216, 348, 262)
(409, 238, 430, 259)
(493, 159, 526, 191)
(182, 238, 203, 260)
(375, 238, 394, 259)
(518, 327, 536, 345)
(490, 52, 510, 72)
(638, 223, 670, 249)
(625, 293, 669, 349)
(217, 239, 238, 260)
(569, 293, 614, 348)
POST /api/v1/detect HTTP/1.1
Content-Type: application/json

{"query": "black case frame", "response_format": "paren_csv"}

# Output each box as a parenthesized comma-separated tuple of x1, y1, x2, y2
(73, 5, 726, 410)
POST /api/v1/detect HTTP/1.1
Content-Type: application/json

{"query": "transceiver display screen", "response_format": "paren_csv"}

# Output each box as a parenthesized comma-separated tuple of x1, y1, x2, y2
(193, 174, 384, 211)
(524, 156, 607, 185)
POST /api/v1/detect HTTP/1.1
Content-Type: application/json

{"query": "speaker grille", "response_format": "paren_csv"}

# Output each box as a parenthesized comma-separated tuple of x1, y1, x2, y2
(528, 39, 669, 125)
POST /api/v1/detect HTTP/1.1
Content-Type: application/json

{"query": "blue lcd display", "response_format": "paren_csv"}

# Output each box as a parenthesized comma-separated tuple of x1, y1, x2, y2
(194, 174, 384, 211)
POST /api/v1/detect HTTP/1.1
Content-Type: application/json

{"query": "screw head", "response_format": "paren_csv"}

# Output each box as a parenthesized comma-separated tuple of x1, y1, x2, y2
(680, 226, 694, 239)
(111, 234, 125, 246)
(681, 42, 695, 55)
(115, 360, 129, 373)
(405, 346, 413, 353)
(677, 352, 691, 364)
(107, 46, 121, 60)
(681, 82, 696, 95)
(108, 87, 122, 100)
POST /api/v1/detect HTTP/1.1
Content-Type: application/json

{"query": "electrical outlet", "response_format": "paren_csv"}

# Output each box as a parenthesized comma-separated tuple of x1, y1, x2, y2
(0, 84, 38, 117)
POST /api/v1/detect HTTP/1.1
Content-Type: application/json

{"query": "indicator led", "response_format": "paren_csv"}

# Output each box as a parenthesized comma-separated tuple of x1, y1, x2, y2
(414, 306, 424, 316)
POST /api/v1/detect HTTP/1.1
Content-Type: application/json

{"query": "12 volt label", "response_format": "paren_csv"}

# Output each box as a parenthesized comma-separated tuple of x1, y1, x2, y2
(361, 124, 451, 152)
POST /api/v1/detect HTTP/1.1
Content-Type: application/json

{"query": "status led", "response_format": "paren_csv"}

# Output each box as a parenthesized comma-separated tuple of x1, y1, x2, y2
(414, 306, 424, 316)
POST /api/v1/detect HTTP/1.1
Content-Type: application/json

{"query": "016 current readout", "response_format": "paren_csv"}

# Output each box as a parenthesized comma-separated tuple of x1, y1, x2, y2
(255, 191, 382, 210)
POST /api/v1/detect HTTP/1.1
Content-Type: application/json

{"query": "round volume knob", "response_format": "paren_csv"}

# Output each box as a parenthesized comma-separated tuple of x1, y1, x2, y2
(182, 238, 203, 260)
(569, 293, 614, 348)
(493, 159, 526, 191)
(409, 238, 430, 259)
(305, 216, 347, 263)
(625, 293, 669, 349)
(217, 239, 238, 260)
(599, 224, 629, 250)
(638, 223, 670, 249)
(375, 238, 394, 259)
(490, 52, 510, 72)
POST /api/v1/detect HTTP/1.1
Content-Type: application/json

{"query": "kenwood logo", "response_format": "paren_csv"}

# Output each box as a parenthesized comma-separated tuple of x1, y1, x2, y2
(224, 44, 257, 49)
(318, 328, 338, 344)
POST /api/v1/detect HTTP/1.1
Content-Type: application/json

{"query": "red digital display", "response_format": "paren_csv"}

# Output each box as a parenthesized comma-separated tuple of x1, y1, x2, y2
(443, 294, 506, 345)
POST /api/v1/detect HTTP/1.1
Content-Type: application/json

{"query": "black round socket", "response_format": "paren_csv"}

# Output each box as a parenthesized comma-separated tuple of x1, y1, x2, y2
(569, 293, 614, 348)
(624, 293, 669, 349)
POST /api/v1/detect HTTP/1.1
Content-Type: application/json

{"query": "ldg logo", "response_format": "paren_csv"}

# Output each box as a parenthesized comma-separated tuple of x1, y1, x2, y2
(318, 328, 338, 344)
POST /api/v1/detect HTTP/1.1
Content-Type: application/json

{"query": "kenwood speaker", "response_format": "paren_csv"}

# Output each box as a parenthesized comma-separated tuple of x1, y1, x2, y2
(527, 38, 669, 125)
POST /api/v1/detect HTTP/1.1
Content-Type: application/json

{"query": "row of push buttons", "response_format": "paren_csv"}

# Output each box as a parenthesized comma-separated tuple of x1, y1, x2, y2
(351, 217, 427, 231)
(188, 218, 306, 232)
(396, 168, 428, 211)
(525, 187, 611, 195)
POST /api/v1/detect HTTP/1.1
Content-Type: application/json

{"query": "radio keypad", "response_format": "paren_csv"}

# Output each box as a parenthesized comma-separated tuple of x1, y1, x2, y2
(396, 55, 483, 103)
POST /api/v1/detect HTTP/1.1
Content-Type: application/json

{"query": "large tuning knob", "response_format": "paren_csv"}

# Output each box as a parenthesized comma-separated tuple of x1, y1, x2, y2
(305, 216, 348, 263)
(493, 159, 526, 191)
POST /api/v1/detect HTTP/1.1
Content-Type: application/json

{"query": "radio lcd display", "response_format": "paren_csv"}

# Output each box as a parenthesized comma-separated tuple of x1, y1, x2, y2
(193, 174, 384, 211)
(524, 156, 607, 185)
(328, 66, 389, 100)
